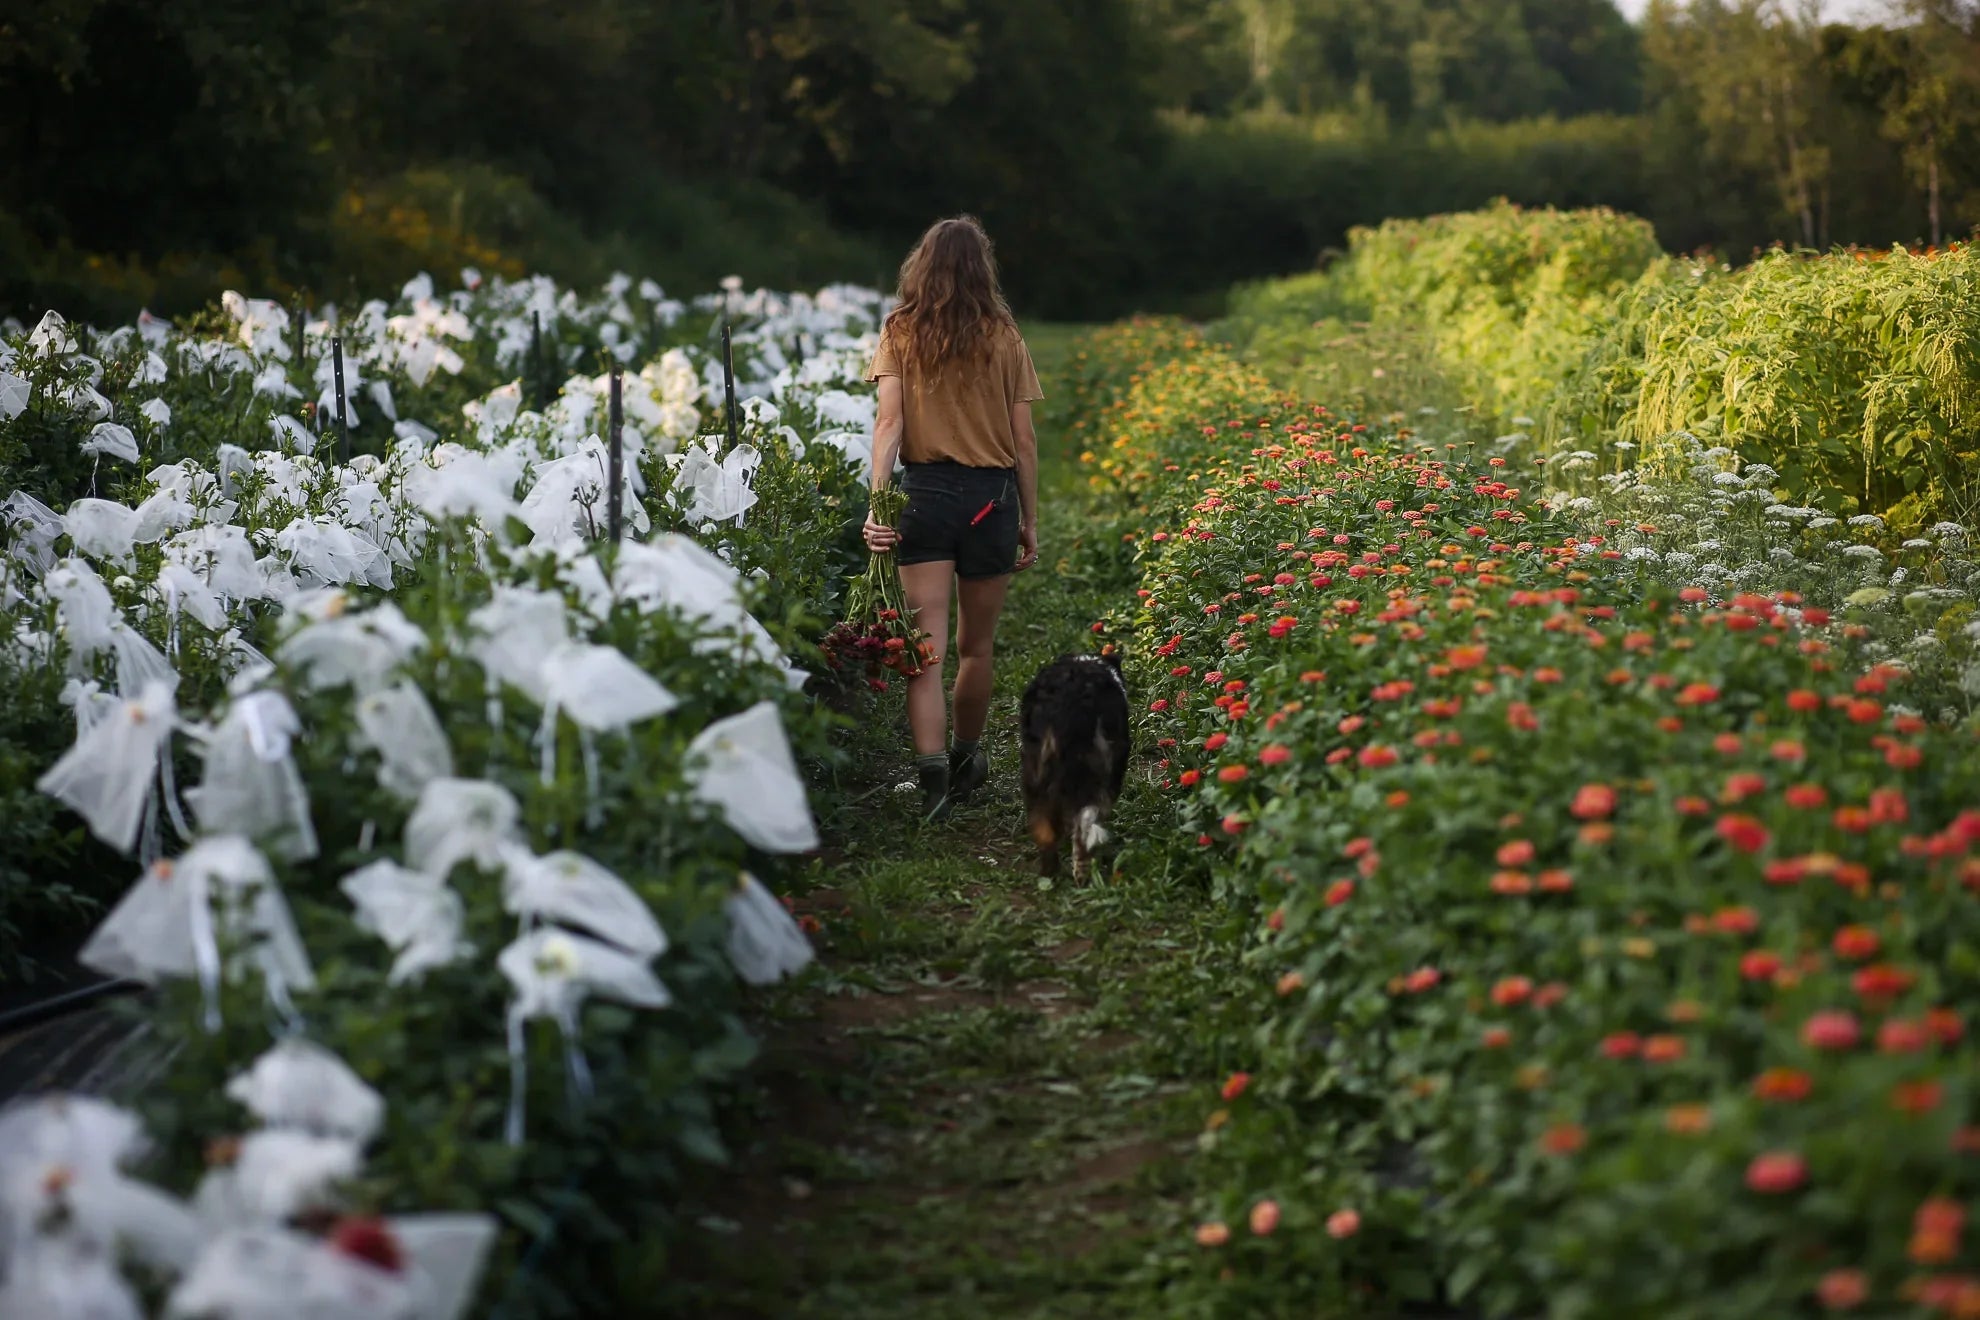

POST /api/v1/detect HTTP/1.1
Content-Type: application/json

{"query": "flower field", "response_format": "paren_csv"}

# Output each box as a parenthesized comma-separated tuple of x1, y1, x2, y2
(1071, 322, 1980, 1316)
(0, 272, 887, 1315)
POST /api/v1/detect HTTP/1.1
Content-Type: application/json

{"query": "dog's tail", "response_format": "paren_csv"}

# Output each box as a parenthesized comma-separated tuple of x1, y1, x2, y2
(1074, 804, 1110, 853)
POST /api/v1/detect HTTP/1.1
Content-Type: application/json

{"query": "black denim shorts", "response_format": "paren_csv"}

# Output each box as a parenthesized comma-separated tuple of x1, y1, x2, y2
(898, 461, 1020, 580)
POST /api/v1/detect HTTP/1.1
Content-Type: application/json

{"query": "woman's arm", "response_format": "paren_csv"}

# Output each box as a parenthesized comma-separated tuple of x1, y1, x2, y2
(1013, 398, 1039, 571)
(863, 376, 905, 552)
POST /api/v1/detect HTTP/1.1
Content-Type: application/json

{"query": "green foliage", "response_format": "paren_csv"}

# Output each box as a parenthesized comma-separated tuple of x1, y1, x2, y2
(1226, 201, 1980, 529)
(1064, 321, 1980, 1318)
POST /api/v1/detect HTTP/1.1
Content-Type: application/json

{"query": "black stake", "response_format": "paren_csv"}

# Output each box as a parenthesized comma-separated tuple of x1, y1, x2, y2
(531, 311, 543, 408)
(607, 367, 624, 546)
(721, 321, 740, 451)
(332, 336, 350, 463)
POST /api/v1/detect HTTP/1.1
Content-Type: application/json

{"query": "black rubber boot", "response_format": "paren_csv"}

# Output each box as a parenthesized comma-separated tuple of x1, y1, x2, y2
(947, 742, 989, 802)
(917, 754, 952, 822)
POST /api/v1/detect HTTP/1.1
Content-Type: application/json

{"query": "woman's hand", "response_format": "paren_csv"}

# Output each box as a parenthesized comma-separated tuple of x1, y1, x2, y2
(1015, 521, 1039, 572)
(863, 509, 900, 554)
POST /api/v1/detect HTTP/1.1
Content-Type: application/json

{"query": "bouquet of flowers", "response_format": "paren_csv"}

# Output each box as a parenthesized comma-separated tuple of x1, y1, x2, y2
(822, 487, 936, 689)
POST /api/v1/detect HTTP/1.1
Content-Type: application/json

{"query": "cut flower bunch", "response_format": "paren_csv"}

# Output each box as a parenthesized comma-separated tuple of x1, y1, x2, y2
(0, 270, 885, 1316)
(1067, 323, 1980, 1318)
(821, 485, 935, 689)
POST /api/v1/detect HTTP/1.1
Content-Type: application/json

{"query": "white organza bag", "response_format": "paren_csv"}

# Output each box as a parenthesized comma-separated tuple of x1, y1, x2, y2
(59, 678, 122, 738)
(224, 1040, 384, 1145)
(723, 872, 815, 985)
(44, 558, 119, 662)
(402, 778, 520, 879)
(500, 848, 666, 960)
(167, 1213, 496, 1320)
(155, 562, 230, 633)
(465, 587, 569, 704)
(64, 498, 142, 562)
(338, 860, 471, 985)
(81, 421, 140, 464)
(1, 490, 64, 575)
(278, 600, 426, 691)
(497, 928, 670, 1143)
(0, 1095, 200, 1279)
(534, 639, 676, 785)
(36, 679, 178, 854)
(191, 1130, 362, 1233)
(0, 1234, 144, 1320)
(351, 683, 453, 801)
(77, 835, 315, 1030)
(187, 691, 318, 862)
(685, 702, 820, 853)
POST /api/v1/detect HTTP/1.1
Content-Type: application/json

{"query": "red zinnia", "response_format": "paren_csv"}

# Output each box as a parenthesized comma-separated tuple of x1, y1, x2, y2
(1745, 1151, 1807, 1194)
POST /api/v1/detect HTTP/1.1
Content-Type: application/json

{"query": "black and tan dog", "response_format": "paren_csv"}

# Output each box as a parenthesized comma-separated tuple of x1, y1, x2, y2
(1019, 650, 1130, 880)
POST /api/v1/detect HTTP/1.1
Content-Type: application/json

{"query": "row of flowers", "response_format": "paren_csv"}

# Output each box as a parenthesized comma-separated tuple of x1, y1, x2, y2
(1066, 322, 1980, 1317)
(0, 271, 884, 1316)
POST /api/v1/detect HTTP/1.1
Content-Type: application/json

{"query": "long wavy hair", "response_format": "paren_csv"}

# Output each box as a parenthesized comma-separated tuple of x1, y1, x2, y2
(883, 216, 1016, 383)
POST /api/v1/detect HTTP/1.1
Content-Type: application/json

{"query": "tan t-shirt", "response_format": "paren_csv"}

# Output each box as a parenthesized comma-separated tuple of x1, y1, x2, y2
(864, 323, 1043, 468)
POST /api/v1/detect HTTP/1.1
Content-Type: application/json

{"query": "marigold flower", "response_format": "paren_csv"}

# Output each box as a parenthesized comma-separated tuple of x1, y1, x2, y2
(1927, 1008, 1963, 1044)
(1220, 1072, 1251, 1102)
(1248, 1200, 1281, 1236)
(1787, 689, 1823, 713)
(1537, 869, 1574, 893)
(1203, 732, 1228, 751)
(1785, 783, 1829, 809)
(1481, 1026, 1512, 1049)
(1195, 1221, 1230, 1247)
(1740, 950, 1783, 980)
(1324, 879, 1355, 907)
(1326, 1208, 1362, 1238)
(1358, 744, 1398, 769)
(1491, 976, 1534, 1007)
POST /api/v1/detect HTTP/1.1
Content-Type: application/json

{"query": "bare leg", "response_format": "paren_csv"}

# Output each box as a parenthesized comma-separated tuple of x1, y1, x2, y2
(951, 574, 1012, 745)
(900, 560, 954, 757)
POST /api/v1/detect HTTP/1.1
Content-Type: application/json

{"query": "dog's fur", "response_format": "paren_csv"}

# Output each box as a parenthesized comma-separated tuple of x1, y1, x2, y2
(1019, 651, 1130, 881)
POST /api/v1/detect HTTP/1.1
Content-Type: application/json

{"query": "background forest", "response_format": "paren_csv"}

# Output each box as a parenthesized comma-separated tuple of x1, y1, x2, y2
(2, 0, 1977, 321)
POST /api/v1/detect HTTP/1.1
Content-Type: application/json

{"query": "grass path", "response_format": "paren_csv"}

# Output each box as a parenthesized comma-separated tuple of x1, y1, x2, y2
(674, 326, 1251, 1317)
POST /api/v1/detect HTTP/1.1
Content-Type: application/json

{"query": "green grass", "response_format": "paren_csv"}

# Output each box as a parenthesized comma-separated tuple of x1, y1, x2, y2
(659, 323, 1257, 1318)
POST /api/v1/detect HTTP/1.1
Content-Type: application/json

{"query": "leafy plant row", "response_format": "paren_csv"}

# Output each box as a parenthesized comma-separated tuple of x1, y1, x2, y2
(1222, 200, 1980, 531)
(0, 272, 882, 1316)
(1070, 322, 1980, 1318)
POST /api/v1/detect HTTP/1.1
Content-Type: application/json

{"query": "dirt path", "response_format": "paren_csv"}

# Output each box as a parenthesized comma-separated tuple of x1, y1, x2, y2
(670, 328, 1250, 1318)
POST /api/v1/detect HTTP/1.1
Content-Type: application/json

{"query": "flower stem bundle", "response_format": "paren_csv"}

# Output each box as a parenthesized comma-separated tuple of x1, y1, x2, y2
(823, 486, 934, 689)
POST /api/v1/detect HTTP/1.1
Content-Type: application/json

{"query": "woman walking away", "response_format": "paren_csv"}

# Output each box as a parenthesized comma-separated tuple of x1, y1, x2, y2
(862, 215, 1043, 822)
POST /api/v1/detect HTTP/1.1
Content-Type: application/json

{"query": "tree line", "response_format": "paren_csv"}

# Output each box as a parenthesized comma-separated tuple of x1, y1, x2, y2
(0, 0, 1975, 321)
